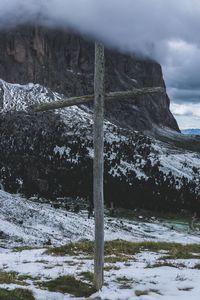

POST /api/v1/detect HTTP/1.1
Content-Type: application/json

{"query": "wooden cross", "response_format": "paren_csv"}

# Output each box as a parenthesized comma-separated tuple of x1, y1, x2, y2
(32, 87, 164, 113)
(31, 42, 165, 291)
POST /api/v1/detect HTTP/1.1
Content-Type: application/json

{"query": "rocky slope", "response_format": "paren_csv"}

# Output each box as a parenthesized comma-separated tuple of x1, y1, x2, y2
(0, 26, 179, 132)
(0, 79, 199, 213)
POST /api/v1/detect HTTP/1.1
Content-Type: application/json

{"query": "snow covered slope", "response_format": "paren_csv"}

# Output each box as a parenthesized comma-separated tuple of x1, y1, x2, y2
(0, 79, 199, 178)
(0, 79, 61, 112)
(1, 191, 200, 300)
(0, 190, 200, 248)
(0, 79, 200, 212)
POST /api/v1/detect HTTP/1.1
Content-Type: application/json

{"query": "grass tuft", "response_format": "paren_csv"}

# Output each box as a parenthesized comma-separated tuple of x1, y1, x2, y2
(135, 289, 162, 296)
(12, 246, 35, 252)
(40, 275, 96, 297)
(116, 276, 133, 289)
(135, 290, 149, 296)
(79, 271, 94, 283)
(194, 264, 200, 269)
(0, 271, 29, 286)
(0, 272, 18, 284)
(45, 240, 200, 260)
(146, 262, 186, 269)
(0, 271, 40, 286)
(0, 288, 35, 300)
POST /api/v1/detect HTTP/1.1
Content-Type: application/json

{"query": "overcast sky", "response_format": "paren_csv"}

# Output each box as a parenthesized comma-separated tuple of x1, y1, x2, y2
(0, 0, 200, 129)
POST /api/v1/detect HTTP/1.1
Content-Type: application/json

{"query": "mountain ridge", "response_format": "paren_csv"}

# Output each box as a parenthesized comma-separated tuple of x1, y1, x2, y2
(182, 129, 200, 136)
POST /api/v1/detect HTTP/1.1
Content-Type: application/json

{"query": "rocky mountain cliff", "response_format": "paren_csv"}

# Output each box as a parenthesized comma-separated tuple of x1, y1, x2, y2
(0, 26, 199, 214)
(0, 26, 179, 132)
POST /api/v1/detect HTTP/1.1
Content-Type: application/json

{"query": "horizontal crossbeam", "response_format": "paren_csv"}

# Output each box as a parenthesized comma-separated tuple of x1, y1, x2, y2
(31, 87, 165, 112)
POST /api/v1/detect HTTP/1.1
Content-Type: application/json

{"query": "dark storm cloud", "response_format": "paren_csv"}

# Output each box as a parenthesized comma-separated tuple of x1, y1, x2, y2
(0, 0, 200, 53)
(168, 88, 200, 103)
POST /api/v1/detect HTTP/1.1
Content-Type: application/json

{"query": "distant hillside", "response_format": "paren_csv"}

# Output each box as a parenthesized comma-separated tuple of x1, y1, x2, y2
(182, 129, 200, 136)
(0, 80, 200, 214)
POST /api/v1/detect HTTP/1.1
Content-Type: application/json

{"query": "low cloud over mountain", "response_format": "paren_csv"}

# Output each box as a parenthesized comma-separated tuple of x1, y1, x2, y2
(0, 0, 200, 128)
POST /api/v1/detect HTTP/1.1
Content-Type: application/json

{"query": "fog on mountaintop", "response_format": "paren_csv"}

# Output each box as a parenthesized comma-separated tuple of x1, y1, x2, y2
(0, 0, 200, 58)
(0, 0, 200, 128)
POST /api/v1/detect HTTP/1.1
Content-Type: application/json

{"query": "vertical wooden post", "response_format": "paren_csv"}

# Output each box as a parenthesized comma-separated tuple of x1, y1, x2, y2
(93, 41, 105, 291)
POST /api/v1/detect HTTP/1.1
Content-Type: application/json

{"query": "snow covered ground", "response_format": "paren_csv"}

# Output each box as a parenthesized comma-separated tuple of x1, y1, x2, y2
(1, 190, 200, 248)
(97, 253, 200, 300)
(1, 246, 200, 300)
(1, 191, 200, 299)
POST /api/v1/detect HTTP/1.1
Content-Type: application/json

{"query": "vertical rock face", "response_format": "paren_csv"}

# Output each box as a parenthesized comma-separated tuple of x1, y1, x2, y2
(0, 26, 179, 132)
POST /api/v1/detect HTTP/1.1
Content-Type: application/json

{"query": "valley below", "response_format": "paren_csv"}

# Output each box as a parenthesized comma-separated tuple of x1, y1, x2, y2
(1, 191, 200, 299)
